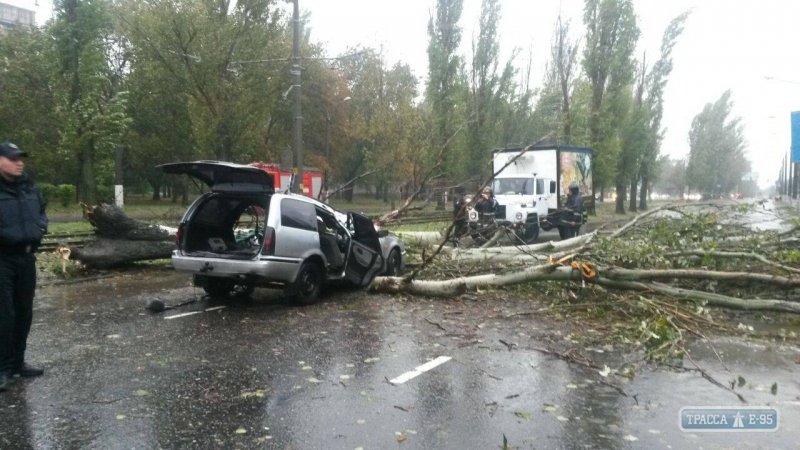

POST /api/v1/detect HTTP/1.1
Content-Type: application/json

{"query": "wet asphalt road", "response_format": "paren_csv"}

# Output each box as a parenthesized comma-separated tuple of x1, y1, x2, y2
(1, 269, 799, 450)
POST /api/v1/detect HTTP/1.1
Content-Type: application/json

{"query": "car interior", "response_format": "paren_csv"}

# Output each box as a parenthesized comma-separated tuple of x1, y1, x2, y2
(184, 196, 269, 259)
(316, 208, 348, 273)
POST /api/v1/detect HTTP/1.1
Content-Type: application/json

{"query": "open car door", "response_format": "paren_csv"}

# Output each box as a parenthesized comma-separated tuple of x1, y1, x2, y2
(344, 212, 384, 287)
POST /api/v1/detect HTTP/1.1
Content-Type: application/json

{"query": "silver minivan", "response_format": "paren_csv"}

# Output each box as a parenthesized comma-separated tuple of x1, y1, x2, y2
(160, 161, 402, 305)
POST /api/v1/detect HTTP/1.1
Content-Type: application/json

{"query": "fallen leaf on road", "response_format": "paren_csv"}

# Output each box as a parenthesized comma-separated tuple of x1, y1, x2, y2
(599, 365, 611, 377)
(302, 366, 312, 371)
(240, 390, 266, 399)
(514, 412, 532, 421)
(363, 357, 380, 363)
(356, 420, 366, 424)
(235, 427, 247, 434)
(557, 416, 569, 422)
(623, 435, 638, 441)
(307, 378, 322, 383)
(647, 430, 661, 434)
(405, 430, 417, 435)
(116, 415, 126, 420)
(134, 390, 149, 397)
(396, 433, 406, 443)
(771, 382, 778, 395)
(737, 376, 746, 387)
(544, 404, 558, 412)
(340, 375, 351, 380)
(566, 384, 578, 389)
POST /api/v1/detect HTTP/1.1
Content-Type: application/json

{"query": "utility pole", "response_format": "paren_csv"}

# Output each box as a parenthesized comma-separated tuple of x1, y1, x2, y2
(292, 0, 304, 194)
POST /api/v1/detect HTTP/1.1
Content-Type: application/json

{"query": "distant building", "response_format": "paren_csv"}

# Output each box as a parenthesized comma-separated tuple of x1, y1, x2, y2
(0, 3, 35, 33)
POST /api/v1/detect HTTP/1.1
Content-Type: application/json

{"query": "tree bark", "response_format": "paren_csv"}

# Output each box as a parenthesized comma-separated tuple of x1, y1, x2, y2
(599, 185, 605, 202)
(615, 183, 627, 214)
(629, 178, 638, 213)
(81, 203, 176, 241)
(151, 182, 161, 201)
(639, 173, 649, 210)
(71, 239, 175, 270)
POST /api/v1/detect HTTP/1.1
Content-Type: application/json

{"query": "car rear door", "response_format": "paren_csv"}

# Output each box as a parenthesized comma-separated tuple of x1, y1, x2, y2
(159, 161, 274, 194)
(344, 213, 384, 286)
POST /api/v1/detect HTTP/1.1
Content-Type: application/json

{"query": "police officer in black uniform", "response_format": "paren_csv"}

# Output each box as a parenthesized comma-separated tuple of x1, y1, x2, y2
(475, 187, 498, 220)
(563, 180, 584, 239)
(0, 142, 47, 392)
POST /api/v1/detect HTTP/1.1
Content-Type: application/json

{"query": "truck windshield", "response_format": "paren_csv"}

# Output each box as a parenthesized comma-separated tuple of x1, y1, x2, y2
(493, 178, 534, 195)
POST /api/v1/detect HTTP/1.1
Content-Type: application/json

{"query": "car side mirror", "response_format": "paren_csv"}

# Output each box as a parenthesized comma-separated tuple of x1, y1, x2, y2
(550, 181, 556, 194)
(377, 229, 389, 238)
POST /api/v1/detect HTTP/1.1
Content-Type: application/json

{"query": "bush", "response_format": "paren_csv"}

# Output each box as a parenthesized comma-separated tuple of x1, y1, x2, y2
(56, 185, 76, 207)
(39, 183, 57, 204)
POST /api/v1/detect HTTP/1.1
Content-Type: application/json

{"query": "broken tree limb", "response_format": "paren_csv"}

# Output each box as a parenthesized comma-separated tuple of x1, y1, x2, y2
(404, 133, 554, 281)
(395, 231, 443, 247)
(665, 249, 800, 275)
(602, 268, 800, 289)
(453, 232, 596, 258)
(610, 202, 715, 239)
(594, 279, 800, 314)
(373, 265, 800, 313)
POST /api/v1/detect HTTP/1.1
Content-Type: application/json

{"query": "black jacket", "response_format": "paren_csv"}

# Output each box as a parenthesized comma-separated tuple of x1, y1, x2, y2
(0, 173, 48, 250)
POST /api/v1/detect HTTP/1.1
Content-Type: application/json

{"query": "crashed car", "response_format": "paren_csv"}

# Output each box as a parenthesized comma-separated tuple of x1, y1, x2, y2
(159, 161, 406, 305)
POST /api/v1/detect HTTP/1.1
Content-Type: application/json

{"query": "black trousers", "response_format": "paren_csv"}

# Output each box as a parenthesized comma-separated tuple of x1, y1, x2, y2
(0, 253, 36, 373)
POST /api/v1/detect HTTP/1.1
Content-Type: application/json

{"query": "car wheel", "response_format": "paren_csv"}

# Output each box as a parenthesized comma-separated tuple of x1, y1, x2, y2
(232, 284, 255, 298)
(289, 261, 323, 306)
(384, 249, 402, 276)
(203, 279, 235, 298)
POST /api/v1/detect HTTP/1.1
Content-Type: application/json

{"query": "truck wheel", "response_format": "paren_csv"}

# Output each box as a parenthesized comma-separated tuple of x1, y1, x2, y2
(288, 261, 323, 306)
(203, 279, 235, 298)
(520, 225, 539, 243)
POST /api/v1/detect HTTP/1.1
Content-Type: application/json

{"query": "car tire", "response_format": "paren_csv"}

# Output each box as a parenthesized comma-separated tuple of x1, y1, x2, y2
(384, 249, 402, 276)
(232, 284, 255, 298)
(203, 279, 235, 298)
(289, 261, 323, 306)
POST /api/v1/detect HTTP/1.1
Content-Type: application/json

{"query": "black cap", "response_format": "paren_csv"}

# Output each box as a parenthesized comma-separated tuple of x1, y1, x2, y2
(0, 142, 27, 158)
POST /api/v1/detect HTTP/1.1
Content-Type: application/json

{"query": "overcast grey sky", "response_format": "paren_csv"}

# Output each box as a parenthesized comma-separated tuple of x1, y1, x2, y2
(13, 0, 800, 188)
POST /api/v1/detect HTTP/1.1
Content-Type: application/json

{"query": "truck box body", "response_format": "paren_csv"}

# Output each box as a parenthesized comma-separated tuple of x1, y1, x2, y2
(493, 145, 593, 210)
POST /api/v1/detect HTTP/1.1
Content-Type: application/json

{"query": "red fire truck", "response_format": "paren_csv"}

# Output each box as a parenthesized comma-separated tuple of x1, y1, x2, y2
(249, 163, 323, 198)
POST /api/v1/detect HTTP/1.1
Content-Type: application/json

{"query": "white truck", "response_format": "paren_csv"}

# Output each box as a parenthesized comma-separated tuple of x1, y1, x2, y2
(467, 145, 593, 242)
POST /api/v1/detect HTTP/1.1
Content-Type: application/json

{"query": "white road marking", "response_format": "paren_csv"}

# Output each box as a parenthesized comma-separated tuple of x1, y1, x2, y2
(164, 311, 202, 320)
(390, 356, 452, 384)
(165, 306, 226, 320)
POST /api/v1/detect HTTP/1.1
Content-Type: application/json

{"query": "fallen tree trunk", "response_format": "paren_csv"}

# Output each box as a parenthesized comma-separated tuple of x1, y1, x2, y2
(71, 238, 176, 269)
(71, 203, 178, 269)
(82, 203, 176, 240)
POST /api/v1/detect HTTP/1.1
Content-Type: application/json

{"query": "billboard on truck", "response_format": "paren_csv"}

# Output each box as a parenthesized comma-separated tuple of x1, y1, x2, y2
(559, 149, 592, 198)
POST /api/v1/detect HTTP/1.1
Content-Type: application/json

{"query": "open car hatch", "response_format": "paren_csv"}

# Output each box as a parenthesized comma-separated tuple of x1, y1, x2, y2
(159, 161, 275, 193)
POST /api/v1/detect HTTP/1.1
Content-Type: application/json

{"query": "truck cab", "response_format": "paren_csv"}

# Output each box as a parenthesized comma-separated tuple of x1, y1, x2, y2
(491, 174, 556, 241)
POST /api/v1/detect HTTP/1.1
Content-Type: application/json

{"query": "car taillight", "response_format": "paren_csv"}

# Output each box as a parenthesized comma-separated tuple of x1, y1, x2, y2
(176, 223, 185, 249)
(263, 226, 276, 255)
